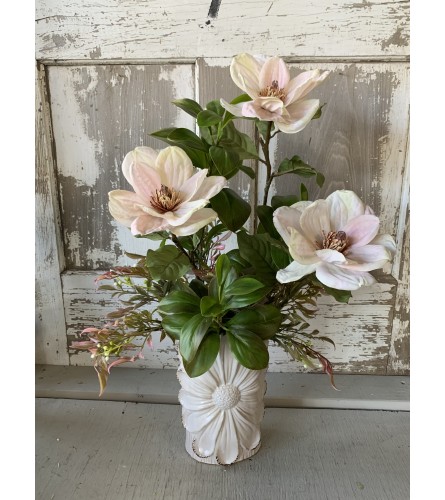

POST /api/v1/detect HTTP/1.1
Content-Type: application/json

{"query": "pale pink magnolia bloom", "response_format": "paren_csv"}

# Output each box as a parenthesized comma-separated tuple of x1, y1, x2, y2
(109, 146, 227, 236)
(221, 53, 329, 133)
(273, 190, 396, 290)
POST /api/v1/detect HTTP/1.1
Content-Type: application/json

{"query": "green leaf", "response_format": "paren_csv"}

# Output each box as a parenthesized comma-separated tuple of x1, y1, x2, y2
(255, 120, 271, 140)
(189, 279, 208, 298)
(179, 314, 213, 362)
(230, 93, 251, 105)
(256, 205, 281, 240)
(225, 287, 269, 309)
(237, 232, 277, 286)
(211, 188, 251, 232)
(209, 146, 240, 179)
(226, 249, 250, 275)
(135, 230, 170, 241)
(200, 296, 224, 317)
(271, 195, 300, 210)
(227, 305, 282, 339)
(300, 183, 309, 201)
(206, 99, 225, 116)
(146, 246, 191, 281)
(183, 332, 220, 377)
(316, 172, 325, 188)
(162, 312, 195, 340)
(277, 155, 317, 177)
(311, 103, 326, 120)
(225, 277, 265, 296)
(218, 122, 259, 160)
(197, 109, 223, 127)
(166, 128, 209, 151)
(227, 330, 269, 370)
(171, 98, 203, 118)
(215, 254, 237, 295)
(238, 164, 256, 179)
(158, 290, 200, 316)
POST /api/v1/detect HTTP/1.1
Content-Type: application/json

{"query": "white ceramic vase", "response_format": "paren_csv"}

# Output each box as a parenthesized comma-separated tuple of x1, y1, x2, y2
(177, 335, 267, 465)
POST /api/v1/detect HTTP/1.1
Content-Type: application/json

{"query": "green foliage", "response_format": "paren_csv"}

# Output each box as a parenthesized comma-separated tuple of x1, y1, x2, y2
(197, 109, 223, 127)
(227, 305, 282, 340)
(256, 205, 281, 239)
(182, 332, 220, 377)
(179, 314, 213, 362)
(209, 146, 240, 179)
(146, 246, 191, 281)
(171, 98, 203, 118)
(227, 330, 269, 370)
(210, 188, 251, 232)
(271, 195, 300, 210)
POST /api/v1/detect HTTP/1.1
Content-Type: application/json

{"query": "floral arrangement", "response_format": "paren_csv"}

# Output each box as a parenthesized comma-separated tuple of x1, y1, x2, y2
(71, 53, 396, 397)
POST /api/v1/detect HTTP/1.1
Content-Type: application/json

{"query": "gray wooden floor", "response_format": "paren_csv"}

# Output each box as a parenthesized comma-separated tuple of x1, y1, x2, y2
(36, 399, 409, 500)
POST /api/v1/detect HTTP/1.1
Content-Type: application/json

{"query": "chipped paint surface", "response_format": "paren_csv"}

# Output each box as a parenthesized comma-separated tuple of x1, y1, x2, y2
(36, 0, 409, 60)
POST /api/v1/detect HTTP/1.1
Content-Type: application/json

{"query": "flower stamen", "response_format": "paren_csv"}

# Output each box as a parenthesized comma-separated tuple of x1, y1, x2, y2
(150, 184, 181, 213)
(317, 230, 348, 252)
(258, 80, 286, 100)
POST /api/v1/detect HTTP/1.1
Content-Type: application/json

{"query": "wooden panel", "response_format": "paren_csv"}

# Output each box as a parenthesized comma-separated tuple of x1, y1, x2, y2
(36, 0, 409, 61)
(48, 64, 195, 269)
(63, 271, 396, 374)
(36, 399, 409, 500)
(35, 64, 69, 365)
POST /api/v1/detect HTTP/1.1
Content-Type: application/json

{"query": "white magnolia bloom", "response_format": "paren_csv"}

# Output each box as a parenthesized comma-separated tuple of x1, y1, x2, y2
(178, 338, 266, 465)
(109, 146, 227, 236)
(273, 190, 396, 290)
(221, 53, 329, 133)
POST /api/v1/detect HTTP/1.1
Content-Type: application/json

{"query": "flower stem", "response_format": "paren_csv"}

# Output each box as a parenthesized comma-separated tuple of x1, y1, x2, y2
(260, 122, 274, 205)
(171, 235, 197, 268)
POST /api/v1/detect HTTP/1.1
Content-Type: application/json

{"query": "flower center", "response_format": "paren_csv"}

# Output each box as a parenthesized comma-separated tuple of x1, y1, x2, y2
(150, 184, 181, 213)
(317, 230, 348, 253)
(258, 80, 286, 100)
(212, 384, 241, 411)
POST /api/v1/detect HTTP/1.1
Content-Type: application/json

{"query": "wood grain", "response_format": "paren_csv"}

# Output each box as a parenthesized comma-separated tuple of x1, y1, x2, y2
(35, 63, 69, 365)
(48, 64, 195, 269)
(36, 0, 410, 61)
(36, 398, 410, 500)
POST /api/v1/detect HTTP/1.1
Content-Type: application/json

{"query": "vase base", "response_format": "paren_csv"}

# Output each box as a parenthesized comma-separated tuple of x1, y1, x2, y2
(185, 431, 261, 465)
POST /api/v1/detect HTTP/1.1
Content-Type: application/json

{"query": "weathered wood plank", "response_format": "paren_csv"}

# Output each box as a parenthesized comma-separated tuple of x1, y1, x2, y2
(48, 64, 195, 269)
(36, 0, 410, 61)
(63, 270, 397, 373)
(35, 63, 69, 364)
(35, 365, 410, 410)
(36, 399, 410, 500)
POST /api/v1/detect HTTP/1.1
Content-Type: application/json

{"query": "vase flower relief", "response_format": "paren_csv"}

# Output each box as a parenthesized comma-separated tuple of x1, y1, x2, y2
(221, 53, 329, 133)
(178, 337, 267, 465)
(273, 190, 396, 290)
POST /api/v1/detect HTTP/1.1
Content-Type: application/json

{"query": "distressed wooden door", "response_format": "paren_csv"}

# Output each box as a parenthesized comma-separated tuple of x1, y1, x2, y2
(36, 0, 409, 374)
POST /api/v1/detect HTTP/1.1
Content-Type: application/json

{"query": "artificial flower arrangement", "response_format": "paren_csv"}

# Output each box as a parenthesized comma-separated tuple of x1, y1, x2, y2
(71, 54, 396, 465)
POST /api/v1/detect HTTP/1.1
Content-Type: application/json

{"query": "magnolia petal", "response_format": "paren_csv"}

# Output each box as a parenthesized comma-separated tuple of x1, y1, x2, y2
(273, 206, 304, 245)
(162, 199, 208, 226)
(299, 199, 331, 242)
(276, 260, 316, 284)
(288, 229, 319, 264)
(259, 56, 290, 89)
(191, 176, 227, 202)
(316, 249, 347, 264)
(170, 208, 217, 236)
(220, 99, 246, 117)
(344, 244, 392, 271)
(155, 146, 194, 190)
(284, 69, 330, 105)
(216, 411, 239, 465)
(370, 234, 396, 255)
(230, 53, 262, 97)
(316, 262, 376, 291)
(326, 190, 366, 230)
(121, 152, 161, 201)
(132, 146, 158, 167)
(275, 99, 320, 134)
(342, 214, 380, 248)
(108, 190, 146, 227)
(242, 97, 285, 120)
(130, 214, 168, 235)
(179, 169, 209, 203)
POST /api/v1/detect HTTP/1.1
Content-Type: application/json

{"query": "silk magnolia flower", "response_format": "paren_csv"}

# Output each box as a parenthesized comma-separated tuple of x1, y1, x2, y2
(221, 53, 330, 133)
(108, 146, 227, 236)
(273, 190, 396, 290)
